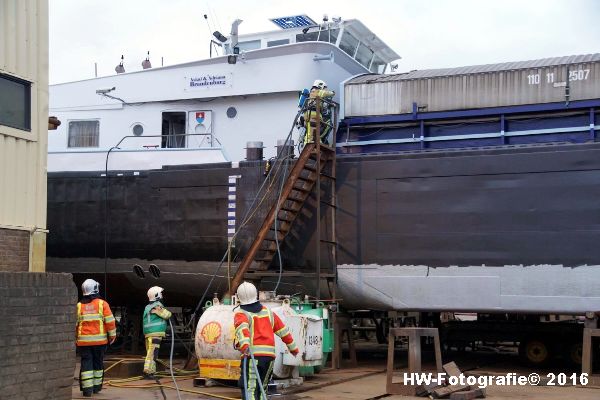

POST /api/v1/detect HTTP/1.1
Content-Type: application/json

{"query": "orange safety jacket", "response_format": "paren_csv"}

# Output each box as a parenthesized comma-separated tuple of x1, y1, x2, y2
(234, 305, 298, 358)
(76, 298, 117, 346)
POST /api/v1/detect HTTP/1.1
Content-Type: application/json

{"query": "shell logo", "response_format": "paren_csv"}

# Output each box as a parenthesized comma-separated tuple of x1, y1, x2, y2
(200, 321, 222, 344)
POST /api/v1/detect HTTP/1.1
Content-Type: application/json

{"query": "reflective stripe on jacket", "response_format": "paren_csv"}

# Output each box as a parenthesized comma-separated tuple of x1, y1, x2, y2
(306, 88, 335, 109)
(143, 301, 172, 337)
(76, 298, 116, 346)
(233, 305, 297, 358)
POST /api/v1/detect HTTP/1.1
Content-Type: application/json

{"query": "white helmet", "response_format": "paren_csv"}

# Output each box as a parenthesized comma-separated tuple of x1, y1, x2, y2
(147, 286, 164, 302)
(82, 279, 100, 296)
(312, 79, 327, 90)
(236, 282, 258, 305)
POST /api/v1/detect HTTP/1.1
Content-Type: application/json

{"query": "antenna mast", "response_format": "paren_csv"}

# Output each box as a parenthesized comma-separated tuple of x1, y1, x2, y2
(204, 14, 221, 57)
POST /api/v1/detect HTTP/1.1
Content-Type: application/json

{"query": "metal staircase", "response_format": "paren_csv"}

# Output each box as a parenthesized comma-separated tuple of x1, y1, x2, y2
(229, 139, 337, 295)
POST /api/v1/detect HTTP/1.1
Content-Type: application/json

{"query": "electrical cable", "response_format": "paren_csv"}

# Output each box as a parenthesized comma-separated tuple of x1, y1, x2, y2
(241, 347, 267, 400)
(169, 318, 182, 400)
(223, 152, 294, 291)
(103, 145, 120, 301)
(215, 151, 294, 298)
(185, 108, 305, 330)
(104, 359, 232, 400)
(102, 131, 221, 303)
(106, 379, 238, 400)
(248, 347, 268, 400)
(188, 154, 289, 326)
(155, 376, 167, 400)
(242, 356, 248, 400)
(273, 143, 290, 294)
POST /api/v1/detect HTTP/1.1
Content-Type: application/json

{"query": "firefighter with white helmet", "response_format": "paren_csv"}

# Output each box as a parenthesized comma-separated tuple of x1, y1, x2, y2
(303, 79, 335, 145)
(233, 282, 298, 400)
(76, 279, 116, 397)
(142, 286, 172, 378)
(312, 79, 327, 90)
(236, 281, 258, 305)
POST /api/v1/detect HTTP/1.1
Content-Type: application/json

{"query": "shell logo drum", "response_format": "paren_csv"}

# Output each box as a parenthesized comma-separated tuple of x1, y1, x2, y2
(200, 321, 222, 344)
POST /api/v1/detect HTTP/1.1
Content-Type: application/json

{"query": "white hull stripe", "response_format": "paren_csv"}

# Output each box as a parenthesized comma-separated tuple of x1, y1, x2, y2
(227, 175, 241, 239)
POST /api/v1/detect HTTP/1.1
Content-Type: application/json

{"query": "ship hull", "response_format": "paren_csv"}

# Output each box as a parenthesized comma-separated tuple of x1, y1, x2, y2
(47, 141, 600, 313)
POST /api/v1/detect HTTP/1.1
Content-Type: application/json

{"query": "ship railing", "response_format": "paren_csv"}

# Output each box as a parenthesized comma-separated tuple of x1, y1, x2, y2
(105, 133, 223, 151)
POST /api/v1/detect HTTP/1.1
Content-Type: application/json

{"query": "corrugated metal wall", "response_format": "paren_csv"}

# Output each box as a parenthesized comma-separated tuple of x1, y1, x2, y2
(0, 0, 49, 271)
(345, 61, 600, 116)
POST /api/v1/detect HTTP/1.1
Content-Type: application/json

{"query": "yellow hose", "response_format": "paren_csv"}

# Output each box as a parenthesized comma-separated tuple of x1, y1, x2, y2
(106, 378, 239, 400)
(104, 358, 141, 373)
(104, 357, 196, 375)
(103, 358, 239, 400)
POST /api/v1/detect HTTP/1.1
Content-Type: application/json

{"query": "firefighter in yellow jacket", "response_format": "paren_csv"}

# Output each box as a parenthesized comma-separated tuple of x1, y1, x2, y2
(304, 79, 335, 145)
(76, 279, 116, 397)
(143, 286, 172, 378)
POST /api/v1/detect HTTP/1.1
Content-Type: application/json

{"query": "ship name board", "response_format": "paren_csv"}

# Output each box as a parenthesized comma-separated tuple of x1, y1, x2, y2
(185, 73, 232, 91)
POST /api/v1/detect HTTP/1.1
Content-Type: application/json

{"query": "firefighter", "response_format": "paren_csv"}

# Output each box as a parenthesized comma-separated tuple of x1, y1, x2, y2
(142, 286, 172, 378)
(76, 279, 116, 397)
(234, 282, 299, 400)
(303, 79, 335, 145)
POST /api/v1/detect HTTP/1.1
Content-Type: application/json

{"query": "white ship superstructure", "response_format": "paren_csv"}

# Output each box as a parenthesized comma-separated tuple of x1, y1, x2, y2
(48, 17, 399, 172)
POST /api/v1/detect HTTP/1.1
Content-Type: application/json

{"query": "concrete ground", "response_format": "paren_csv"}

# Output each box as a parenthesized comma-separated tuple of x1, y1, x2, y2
(72, 342, 600, 399)
(71, 369, 600, 400)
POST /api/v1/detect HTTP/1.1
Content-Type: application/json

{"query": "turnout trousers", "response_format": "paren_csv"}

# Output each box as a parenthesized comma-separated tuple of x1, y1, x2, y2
(303, 110, 332, 145)
(79, 345, 106, 395)
(144, 336, 162, 375)
(239, 356, 274, 400)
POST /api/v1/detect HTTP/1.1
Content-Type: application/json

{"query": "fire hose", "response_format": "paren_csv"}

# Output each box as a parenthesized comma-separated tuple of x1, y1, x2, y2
(242, 346, 268, 400)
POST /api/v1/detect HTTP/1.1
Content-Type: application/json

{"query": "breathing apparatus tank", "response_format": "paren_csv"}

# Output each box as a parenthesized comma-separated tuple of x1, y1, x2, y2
(298, 88, 310, 109)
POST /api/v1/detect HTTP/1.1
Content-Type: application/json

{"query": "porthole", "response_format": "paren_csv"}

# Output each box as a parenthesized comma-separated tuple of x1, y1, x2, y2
(132, 123, 144, 136)
(226, 106, 237, 118)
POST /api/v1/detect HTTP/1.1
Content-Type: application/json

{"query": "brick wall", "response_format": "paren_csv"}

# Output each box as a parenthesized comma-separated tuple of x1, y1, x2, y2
(0, 272, 77, 400)
(0, 228, 30, 272)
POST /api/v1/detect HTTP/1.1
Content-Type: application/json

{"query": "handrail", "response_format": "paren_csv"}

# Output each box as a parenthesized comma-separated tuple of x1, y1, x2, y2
(103, 133, 223, 150)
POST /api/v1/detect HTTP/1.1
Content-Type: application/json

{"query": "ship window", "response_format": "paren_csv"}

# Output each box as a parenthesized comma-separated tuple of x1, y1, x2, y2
(68, 120, 99, 148)
(227, 107, 237, 118)
(355, 42, 374, 68)
(237, 40, 261, 51)
(339, 31, 359, 57)
(161, 112, 186, 148)
(317, 28, 339, 44)
(370, 55, 387, 73)
(0, 73, 31, 131)
(267, 39, 289, 47)
(296, 31, 319, 42)
(132, 124, 144, 136)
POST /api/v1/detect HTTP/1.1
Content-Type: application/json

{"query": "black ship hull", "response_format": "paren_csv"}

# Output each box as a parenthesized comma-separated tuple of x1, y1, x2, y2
(47, 141, 600, 312)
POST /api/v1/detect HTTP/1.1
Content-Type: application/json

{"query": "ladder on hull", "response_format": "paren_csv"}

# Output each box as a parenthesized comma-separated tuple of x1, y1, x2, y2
(229, 141, 337, 296)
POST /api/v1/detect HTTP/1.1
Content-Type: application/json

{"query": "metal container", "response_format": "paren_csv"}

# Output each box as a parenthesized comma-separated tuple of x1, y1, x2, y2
(276, 139, 295, 158)
(245, 141, 264, 161)
(194, 295, 327, 380)
(344, 54, 600, 117)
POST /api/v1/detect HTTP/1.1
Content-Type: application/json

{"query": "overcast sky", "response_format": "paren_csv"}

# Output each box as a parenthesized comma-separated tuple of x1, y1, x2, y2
(49, 0, 600, 84)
